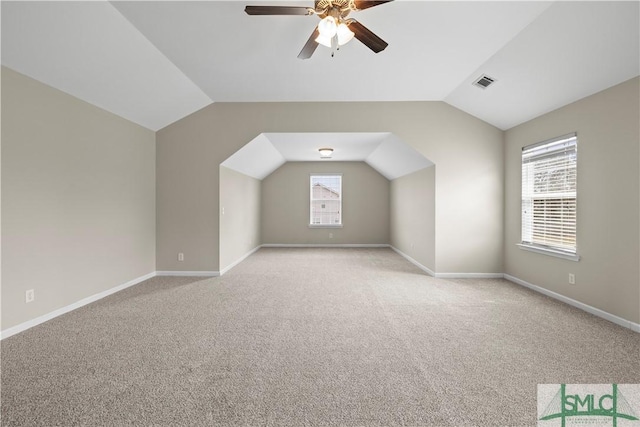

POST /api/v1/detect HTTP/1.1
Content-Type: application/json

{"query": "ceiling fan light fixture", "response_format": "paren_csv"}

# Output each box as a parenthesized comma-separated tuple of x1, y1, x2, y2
(315, 33, 333, 48)
(317, 16, 337, 37)
(246, 1, 393, 59)
(319, 148, 334, 158)
(336, 23, 355, 46)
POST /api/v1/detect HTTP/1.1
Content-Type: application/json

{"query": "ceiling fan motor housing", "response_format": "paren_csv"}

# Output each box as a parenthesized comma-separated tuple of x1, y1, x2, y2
(315, 0, 352, 18)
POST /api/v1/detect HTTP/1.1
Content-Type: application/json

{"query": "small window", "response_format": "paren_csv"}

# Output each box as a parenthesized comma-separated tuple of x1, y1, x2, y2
(310, 174, 342, 226)
(521, 133, 578, 258)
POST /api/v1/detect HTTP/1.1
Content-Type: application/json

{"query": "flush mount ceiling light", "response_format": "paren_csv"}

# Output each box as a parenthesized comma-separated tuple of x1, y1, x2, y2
(319, 148, 334, 158)
(245, 0, 391, 59)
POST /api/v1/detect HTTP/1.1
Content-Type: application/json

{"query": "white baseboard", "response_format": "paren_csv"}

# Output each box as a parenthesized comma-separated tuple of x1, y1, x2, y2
(390, 246, 504, 279)
(220, 245, 261, 276)
(155, 271, 219, 277)
(261, 243, 390, 248)
(1, 271, 157, 340)
(435, 272, 505, 279)
(4, 263, 636, 340)
(390, 246, 435, 276)
(504, 274, 640, 333)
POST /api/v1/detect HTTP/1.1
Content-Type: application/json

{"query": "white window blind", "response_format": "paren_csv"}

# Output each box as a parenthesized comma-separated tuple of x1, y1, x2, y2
(522, 134, 577, 254)
(310, 175, 342, 226)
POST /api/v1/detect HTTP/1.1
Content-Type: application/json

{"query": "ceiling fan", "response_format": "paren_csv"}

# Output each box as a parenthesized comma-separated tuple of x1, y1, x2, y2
(245, 0, 393, 59)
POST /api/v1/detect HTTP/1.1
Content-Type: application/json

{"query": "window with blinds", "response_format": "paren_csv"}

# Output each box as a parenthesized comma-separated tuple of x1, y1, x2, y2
(310, 175, 342, 226)
(521, 134, 577, 255)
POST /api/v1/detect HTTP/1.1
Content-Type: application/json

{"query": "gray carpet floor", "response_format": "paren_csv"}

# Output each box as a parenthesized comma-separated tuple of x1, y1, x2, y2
(1, 247, 639, 426)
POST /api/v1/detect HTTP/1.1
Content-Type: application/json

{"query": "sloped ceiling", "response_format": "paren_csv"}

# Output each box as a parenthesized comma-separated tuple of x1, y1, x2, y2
(222, 133, 433, 180)
(1, 1, 212, 131)
(2, 1, 638, 132)
(444, 1, 640, 130)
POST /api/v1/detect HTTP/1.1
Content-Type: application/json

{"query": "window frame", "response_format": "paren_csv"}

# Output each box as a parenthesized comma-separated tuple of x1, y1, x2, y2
(309, 173, 343, 228)
(519, 133, 580, 262)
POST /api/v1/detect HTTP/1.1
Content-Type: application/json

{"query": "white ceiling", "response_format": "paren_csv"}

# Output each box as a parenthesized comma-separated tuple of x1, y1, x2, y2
(1, 1, 212, 131)
(445, 1, 640, 130)
(221, 132, 433, 180)
(109, 0, 552, 103)
(2, 1, 639, 132)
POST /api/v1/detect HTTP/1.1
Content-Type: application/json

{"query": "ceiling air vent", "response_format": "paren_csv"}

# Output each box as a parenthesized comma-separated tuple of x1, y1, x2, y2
(473, 74, 496, 89)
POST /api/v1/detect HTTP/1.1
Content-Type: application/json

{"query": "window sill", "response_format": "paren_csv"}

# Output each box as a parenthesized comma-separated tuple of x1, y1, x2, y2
(517, 243, 580, 262)
(309, 224, 343, 229)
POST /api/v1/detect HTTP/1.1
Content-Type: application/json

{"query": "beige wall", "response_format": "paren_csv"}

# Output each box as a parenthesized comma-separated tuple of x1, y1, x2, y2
(156, 102, 503, 273)
(1, 67, 156, 330)
(390, 166, 436, 272)
(1, 68, 3, 327)
(220, 166, 261, 271)
(261, 162, 389, 245)
(3, 66, 635, 330)
(504, 77, 640, 324)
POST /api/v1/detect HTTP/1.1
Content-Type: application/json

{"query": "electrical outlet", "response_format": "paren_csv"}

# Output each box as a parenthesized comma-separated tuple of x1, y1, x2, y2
(25, 289, 35, 303)
(178, 252, 184, 262)
(569, 273, 575, 285)
(329, 233, 333, 239)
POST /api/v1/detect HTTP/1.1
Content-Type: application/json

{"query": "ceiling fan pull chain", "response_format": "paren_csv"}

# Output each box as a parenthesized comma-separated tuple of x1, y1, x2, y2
(332, 34, 341, 57)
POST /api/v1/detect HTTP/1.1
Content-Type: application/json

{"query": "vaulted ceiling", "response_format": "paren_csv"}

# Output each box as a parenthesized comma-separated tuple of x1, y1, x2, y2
(2, 1, 639, 132)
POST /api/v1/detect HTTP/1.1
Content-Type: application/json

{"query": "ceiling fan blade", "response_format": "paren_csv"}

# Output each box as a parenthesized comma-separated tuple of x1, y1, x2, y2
(348, 20, 388, 53)
(298, 27, 320, 59)
(352, 0, 393, 11)
(245, 6, 313, 15)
